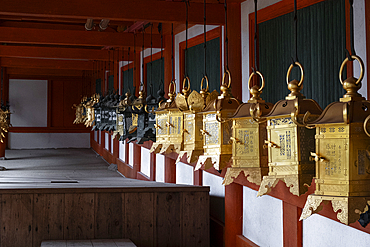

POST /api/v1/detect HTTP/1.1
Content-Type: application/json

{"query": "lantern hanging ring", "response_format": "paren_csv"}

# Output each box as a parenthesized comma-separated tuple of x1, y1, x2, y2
(182, 76, 191, 92)
(339, 55, 364, 85)
(169, 80, 176, 94)
(363, 115, 370, 138)
(248, 71, 265, 92)
(222, 69, 232, 88)
(286, 61, 304, 87)
(200, 76, 209, 92)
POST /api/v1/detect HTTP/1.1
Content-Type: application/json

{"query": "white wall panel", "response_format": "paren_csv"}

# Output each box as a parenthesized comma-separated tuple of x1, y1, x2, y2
(94, 131, 97, 142)
(156, 154, 165, 183)
(176, 162, 193, 185)
(140, 147, 151, 177)
(105, 133, 109, 151)
(9, 133, 90, 149)
(111, 135, 114, 154)
(9, 79, 47, 127)
(119, 140, 125, 162)
(354, 0, 367, 98)
(243, 186, 283, 247)
(303, 214, 370, 247)
(128, 142, 134, 167)
(203, 172, 225, 222)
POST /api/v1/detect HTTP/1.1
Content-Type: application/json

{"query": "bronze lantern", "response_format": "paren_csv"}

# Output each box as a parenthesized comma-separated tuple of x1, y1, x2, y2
(176, 76, 219, 164)
(150, 81, 180, 154)
(195, 71, 241, 171)
(300, 56, 370, 226)
(257, 62, 322, 197)
(84, 93, 100, 128)
(223, 71, 273, 185)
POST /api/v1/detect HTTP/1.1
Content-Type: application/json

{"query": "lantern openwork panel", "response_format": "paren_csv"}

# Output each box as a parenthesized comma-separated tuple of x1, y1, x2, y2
(300, 55, 370, 226)
(257, 62, 323, 197)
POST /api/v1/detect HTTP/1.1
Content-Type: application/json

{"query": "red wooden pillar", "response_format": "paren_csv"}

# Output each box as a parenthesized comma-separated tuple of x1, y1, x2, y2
(227, 2, 242, 101)
(150, 152, 156, 181)
(194, 169, 203, 186)
(283, 202, 303, 247)
(0, 67, 8, 157)
(164, 157, 176, 183)
(225, 182, 243, 247)
(133, 143, 141, 179)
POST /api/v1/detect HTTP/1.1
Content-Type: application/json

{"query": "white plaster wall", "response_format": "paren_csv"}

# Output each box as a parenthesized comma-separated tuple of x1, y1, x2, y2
(354, 0, 367, 98)
(110, 135, 114, 154)
(203, 171, 225, 222)
(243, 186, 283, 247)
(303, 214, 370, 246)
(8, 133, 90, 149)
(119, 140, 125, 162)
(175, 25, 222, 93)
(241, 0, 282, 102)
(140, 147, 151, 177)
(155, 154, 165, 183)
(128, 142, 134, 167)
(105, 133, 109, 151)
(176, 162, 193, 185)
(9, 79, 48, 127)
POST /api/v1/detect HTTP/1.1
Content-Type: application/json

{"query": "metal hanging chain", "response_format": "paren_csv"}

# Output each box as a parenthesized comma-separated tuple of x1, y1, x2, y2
(254, 0, 258, 71)
(142, 25, 145, 92)
(293, 0, 298, 63)
(159, 23, 163, 91)
(117, 49, 119, 93)
(171, 23, 174, 82)
(104, 59, 107, 93)
(121, 48, 124, 95)
(128, 47, 130, 94)
(204, 0, 207, 77)
(224, 0, 229, 71)
(150, 23, 153, 95)
(346, 0, 356, 61)
(184, 0, 189, 78)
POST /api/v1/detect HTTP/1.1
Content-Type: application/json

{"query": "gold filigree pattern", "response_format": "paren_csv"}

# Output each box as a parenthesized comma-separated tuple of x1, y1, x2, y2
(300, 195, 324, 221)
(257, 176, 280, 197)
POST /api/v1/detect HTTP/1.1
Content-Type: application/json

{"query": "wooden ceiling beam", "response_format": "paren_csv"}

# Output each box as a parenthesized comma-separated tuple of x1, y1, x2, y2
(7, 67, 86, 78)
(0, 46, 134, 61)
(0, 0, 225, 25)
(1, 57, 93, 70)
(0, 27, 162, 48)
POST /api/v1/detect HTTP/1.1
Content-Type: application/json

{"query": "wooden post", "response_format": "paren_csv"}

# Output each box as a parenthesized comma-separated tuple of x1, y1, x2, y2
(133, 143, 141, 178)
(283, 202, 303, 247)
(150, 152, 156, 181)
(164, 157, 176, 183)
(225, 182, 243, 247)
(227, 2, 242, 101)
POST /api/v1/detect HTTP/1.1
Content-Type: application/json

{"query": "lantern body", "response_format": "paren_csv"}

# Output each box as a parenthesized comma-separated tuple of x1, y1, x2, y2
(150, 109, 169, 153)
(224, 100, 273, 185)
(195, 99, 240, 171)
(92, 107, 101, 131)
(164, 107, 183, 154)
(256, 77, 322, 196)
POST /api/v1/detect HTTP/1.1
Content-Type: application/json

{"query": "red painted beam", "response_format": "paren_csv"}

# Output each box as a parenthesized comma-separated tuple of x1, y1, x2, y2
(0, 0, 225, 25)
(7, 67, 85, 78)
(0, 46, 135, 61)
(0, 26, 162, 48)
(1, 57, 93, 70)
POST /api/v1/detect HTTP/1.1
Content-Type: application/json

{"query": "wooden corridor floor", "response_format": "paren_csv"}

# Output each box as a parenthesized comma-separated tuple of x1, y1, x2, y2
(0, 148, 210, 247)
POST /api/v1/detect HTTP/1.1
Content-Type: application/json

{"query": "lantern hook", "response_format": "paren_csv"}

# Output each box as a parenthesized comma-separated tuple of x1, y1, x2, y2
(263, 140, 280, 149)
(363, 115, 370, 138)
(286, 61, 304, 87)
(339, 55, 364, 85)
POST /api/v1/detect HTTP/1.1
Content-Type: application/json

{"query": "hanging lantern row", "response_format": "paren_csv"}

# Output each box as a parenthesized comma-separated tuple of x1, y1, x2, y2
(70, 0, 370, 228)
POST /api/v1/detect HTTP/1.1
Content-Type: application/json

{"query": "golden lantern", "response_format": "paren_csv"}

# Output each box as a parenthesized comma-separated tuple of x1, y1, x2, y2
(0, 107, 10, 143)
(195, 71, 241, 171)
(176, 76, 219, 164)
(300, 55, 370, 226)
(84, 93, 100, 128)
(223, 71, 273, 185)
(73, 96, 87, 125)
(257, 62, 322, 197)
(150, 81, 183, 154)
